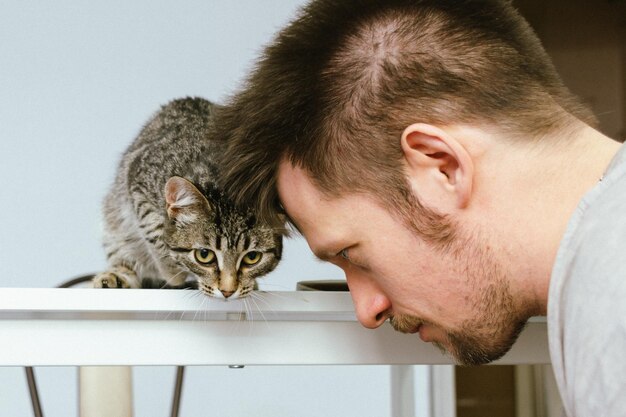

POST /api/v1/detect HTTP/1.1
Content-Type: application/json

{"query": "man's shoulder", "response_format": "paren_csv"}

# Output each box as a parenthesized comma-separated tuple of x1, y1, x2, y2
(571, 163, 626, 256)
(554, 155, 626, 340)
(548, 145, 626, 417)
(563, 172, 626, 296)
(554, 171, 626, 417)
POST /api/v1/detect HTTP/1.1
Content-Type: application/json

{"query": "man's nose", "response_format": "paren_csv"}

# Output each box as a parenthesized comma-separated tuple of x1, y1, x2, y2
(345, 272, 390, 329)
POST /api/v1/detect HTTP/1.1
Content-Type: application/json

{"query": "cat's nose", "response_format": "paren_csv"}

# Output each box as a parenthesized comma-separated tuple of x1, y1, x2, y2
(220, 290, 235, 299)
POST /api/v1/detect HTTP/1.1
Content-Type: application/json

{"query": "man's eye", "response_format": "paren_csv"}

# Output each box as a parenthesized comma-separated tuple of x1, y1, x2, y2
(340, 249, 350, 261)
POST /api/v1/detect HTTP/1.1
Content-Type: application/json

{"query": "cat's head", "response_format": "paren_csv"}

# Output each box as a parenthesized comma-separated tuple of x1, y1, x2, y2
(162, 176, 282, 299)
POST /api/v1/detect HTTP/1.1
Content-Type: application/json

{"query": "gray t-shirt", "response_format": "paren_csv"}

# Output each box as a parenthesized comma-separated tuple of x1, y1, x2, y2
(548, 143, 626, 417)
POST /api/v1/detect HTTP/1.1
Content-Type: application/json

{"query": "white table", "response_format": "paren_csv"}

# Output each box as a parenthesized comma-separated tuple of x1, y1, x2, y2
(0, 288, 548, 366)
(0, 288, 549, 417)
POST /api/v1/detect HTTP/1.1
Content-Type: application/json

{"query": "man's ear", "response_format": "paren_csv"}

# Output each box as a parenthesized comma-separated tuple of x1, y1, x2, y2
(400, 123, 473, 210)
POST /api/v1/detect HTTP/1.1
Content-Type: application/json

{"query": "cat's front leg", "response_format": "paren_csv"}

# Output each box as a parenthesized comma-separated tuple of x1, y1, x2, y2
(93, 265, 140, 289)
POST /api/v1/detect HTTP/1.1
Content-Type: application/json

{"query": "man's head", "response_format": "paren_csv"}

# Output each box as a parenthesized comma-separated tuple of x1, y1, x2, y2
(277, 157, 531, 366)
(218, 0, 595, 233)
(217, 0, 598, 364)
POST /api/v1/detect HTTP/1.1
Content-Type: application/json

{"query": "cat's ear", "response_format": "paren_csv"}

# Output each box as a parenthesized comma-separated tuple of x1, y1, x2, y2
(165, 176, 213, 224)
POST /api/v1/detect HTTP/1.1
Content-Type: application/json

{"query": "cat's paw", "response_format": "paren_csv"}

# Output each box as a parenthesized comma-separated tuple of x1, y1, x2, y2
(93, 272, 131, 289)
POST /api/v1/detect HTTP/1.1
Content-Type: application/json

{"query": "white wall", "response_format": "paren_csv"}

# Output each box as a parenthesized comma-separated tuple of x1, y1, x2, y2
(0, 2, 429, 416)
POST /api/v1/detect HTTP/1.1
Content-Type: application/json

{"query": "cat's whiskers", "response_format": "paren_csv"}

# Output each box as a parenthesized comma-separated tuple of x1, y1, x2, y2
(242, 298, 250, 323)
(254, 290, 291, 302)
(191, 295, 207, 323)
(161, 309, 175, 322)
(159, 270, 188, 289)
(183, 288, 202, 299)
(159, 290, 199, 321)
(204, 294, 212, 323)
(248, 294, 270, 330)
(250, 292, 282, 325)
(249, 292, 278, 315)
(230, 295, 246, 335)
(243, 298, 255, 336)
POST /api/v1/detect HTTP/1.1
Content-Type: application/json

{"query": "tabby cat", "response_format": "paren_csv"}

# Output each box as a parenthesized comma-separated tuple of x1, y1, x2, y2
(93, 97, 282, 299)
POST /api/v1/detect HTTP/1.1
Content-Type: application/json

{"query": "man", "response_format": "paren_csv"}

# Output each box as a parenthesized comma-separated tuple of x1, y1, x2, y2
(217, 0, 625, 415)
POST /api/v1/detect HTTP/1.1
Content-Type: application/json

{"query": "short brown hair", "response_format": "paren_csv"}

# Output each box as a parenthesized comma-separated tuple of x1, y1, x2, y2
(217, 0, 596, 238)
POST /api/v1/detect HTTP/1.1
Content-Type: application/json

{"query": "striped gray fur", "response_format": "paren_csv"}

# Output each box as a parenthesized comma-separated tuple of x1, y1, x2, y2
(94, 97, 282, 299)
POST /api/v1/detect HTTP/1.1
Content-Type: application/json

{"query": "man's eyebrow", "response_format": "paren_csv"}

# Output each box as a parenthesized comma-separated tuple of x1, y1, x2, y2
(277, 202, 303, 234)
(277, 202, 339, 262)
(312, 247, 338, 262)
(284, 214, 303, 235)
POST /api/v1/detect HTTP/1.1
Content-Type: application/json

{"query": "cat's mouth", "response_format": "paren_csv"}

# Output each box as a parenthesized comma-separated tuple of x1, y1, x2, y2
(199, 287, 238, 299)
(197, 281, 253, 300)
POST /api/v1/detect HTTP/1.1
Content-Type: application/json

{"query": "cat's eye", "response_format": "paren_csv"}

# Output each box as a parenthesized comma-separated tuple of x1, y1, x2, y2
(242, 251, 262, 266)
(194, 248, 216, 265)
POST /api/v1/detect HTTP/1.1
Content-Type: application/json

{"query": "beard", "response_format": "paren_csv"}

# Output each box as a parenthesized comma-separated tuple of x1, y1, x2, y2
(444, 318, 527, 366)
(391, 222, 530, 366)
(390, 289, 528, 366)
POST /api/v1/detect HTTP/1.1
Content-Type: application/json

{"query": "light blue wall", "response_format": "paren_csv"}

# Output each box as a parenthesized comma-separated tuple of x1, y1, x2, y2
(0, 0, 346, 289)
(0, 2, 418, 416)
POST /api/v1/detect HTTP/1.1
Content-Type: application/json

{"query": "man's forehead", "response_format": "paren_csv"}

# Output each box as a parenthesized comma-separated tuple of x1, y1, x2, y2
(277, 161, 346, 261)
(277, 161, 320, 220)
(276, 160, 344, 236)
(277, 160, 323, 200)
(277, 159, 384, 218)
